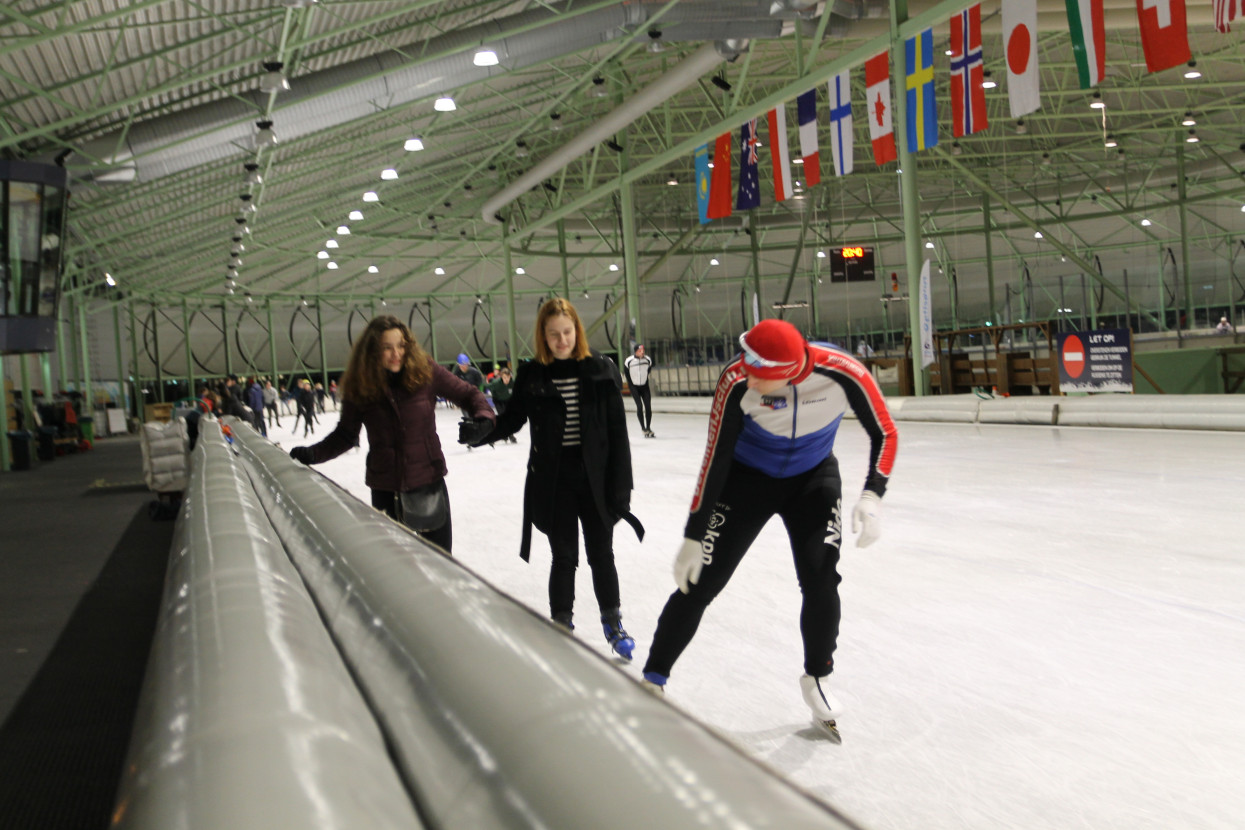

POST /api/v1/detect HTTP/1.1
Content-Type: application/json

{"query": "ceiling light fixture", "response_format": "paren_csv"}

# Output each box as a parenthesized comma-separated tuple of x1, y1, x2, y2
(325, 239, 338, 249)
(1181, 112, 1196, 127)
(336, 225, 350, 235)
(231, 242, 245, 255)
(367, 265, 379, 274)
(317, 251, 329, 259)
(326, 261, 338, 269)
(1041, 152, 1052, 165)
(951, 141, 962, 156)
(608, 263, 619, 271)
(710, 257, 720, 265)
(515, 267, 525, 275)
(105, 272, 116, 286)
(981, 70, 997, 89)
(1034, 231, 1044, 239)
(925, 241, 935, 249)
(515, 139, 529, 158)
(362, 191, 379, 202)
(710, 74, 732, 92)
(550, 112, 562, 131)
(381, 168, 398, 180)
(259, 61, 290, 93)
(1015, 119, 1027, 134)
(255, 119, 278, 147)
(228, 255, 242, 268)
(1140, 218, 1152, 226)
(434, 95, 456, 112)
(1104, 134, 1117, 148)
(243, 162, 262, 185)
(434, 267, 445, 275)
(1089, 91, 1105, 109)
(238, 193, 256, 215)
(589, 76, 609, 98)
(473, 49, 499, 67)
(667, 177, 678, 186)
(349, 210, 363, 221)
(1183, 60, 1201, 79)
(647, 29, 665, 53)
(1186, 129, 1199, 143)
(404, 136, 424, 152)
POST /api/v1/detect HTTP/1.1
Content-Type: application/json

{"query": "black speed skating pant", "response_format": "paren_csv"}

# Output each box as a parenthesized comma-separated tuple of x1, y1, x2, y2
(629, 383, 652, 431)
(546, 447, 620, 620)
(372, 483, 453, 554)
(643, 455, 844, 680)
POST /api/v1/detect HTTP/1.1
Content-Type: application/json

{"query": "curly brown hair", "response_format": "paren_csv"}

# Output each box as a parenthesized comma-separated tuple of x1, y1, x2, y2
(533, 297, 591, 364)
(339, 315, 433, 404)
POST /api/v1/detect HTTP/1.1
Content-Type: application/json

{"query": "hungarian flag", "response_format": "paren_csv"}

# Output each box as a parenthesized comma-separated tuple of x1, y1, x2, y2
(694, 143, 712, 224)
(865, 51, 896, 166)
(767, 106, 794, 202)
(707, 132, 732, 220)
(904, 28, 938, 152)
(1136, 0, 1189, 73)
(827, 70, 854, 176)
(949, 4, 988, 137)
(735, 119, 761, 211)
(796, 89, 821, 186)
(1214, 0, 1243, 31)
(1066, 0, 1106, 88)
(1003, 0, 1040, 118)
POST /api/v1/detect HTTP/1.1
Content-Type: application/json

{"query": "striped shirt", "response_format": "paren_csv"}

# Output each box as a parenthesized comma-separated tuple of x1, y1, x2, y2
(553, 376, 581, 447)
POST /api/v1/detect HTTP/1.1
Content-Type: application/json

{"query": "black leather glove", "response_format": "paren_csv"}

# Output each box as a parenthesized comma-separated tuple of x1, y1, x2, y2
(458, 416, 494, 446)
(289, 446, 314, 464)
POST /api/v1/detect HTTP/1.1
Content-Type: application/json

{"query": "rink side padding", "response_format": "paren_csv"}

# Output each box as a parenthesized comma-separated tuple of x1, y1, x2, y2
(116, 417, 866, 830)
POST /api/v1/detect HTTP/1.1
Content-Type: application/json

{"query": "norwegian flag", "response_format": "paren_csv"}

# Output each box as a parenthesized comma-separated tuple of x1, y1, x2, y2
(735, 118, 761, 211)
(865, 51, 896, 166)
(796, 89, 821, 186)
(767, 106, 794, 202)
(1215, 0, 1244, 31)
(949, 4, 988, 137)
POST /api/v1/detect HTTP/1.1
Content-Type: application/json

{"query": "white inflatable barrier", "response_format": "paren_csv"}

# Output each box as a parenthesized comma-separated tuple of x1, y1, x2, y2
(890, 395, 981, 423)
(1057, 395, 1245, 431)
(224, 421, 862, 830)
(977, 397, 1059, 426)
(114, 421, 422, 829)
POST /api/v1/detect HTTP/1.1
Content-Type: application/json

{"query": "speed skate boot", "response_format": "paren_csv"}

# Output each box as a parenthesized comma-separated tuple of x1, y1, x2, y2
(640, 672, 667, 696)
(800, 674, 844, 742)
(601, 608, 635, 661)
(551, 611, 574, 633)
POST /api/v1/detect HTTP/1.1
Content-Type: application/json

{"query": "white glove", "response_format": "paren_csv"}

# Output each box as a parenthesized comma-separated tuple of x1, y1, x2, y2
(673, 538, 706, 594)
(851, 492, 882, 548)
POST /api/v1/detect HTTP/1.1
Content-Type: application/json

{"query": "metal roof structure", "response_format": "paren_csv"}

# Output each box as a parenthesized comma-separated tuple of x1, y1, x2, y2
(3, 0, 1244, 355)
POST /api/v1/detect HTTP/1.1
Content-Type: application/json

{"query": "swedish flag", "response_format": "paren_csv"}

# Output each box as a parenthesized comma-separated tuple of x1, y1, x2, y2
(905, 29, 938, 152)
(694, 143, 711, 224)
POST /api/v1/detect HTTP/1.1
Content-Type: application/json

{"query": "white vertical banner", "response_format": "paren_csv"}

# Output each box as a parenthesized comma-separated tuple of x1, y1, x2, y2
(919, 259, 935, 368)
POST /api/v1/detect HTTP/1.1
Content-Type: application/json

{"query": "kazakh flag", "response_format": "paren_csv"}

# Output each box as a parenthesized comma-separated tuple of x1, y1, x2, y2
(694, 143, 711, 224)
(904, 28, 938, 152)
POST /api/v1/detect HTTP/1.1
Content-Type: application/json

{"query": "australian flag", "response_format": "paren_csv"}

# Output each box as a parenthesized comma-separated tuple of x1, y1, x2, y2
(735, 118, 761, 211)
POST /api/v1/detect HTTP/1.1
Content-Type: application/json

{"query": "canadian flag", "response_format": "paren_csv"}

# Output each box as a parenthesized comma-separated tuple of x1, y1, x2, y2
(864, 51, 896, 166)
(767, 105, 794, 202)
(1003, 0, 1040, 118)
(1136, 0, 1190, 74)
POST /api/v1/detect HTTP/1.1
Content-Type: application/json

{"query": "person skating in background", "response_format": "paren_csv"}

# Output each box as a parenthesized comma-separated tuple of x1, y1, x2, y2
(1216, 316, 1234, 334)
(263, 379, 280, 428)
(452, 353, 485, 390)
(246, 375, 267, 436)
(472, 298, 644, 660)
(624, 343, 655, 438)
(328, 378, 338, 408)
(314, 381, 326, 413)
(640, 318, 898, 740)
(297, 379, 318, 437)
(288, 315, 494, 553)
(486, 366, 518, 444)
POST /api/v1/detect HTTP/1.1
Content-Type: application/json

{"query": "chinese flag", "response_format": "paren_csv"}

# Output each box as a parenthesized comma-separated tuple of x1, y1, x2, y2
(707, 132, 733, 220)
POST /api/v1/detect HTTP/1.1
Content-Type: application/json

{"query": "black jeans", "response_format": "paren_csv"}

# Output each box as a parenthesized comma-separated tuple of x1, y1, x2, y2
(372, 482, 453, 554)
(545, 447, 619, 620)
(629, 383, 652, 431)
(643, 455, 844, 679)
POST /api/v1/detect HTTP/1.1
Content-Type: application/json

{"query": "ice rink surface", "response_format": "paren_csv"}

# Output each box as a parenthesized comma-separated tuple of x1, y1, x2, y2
(268, 401, 1245, 830)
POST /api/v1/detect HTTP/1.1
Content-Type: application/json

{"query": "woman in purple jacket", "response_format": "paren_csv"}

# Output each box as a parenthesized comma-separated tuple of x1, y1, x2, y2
(289, 315, 494, 553)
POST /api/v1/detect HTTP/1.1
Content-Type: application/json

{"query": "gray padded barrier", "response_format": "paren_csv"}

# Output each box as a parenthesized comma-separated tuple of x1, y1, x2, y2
(1057, 394, 1245, 430)
(977, 397, 1059, 426)
(114, 421, 423, 829)
(226, 421, 863, 830)
(890, 394, 981, 423)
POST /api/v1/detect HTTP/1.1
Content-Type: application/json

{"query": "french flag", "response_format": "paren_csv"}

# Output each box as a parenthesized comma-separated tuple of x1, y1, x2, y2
(796, 88, 821, 187)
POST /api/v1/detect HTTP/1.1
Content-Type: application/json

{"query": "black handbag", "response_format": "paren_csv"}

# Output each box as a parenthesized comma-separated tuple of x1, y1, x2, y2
(398, 481, 448, 532)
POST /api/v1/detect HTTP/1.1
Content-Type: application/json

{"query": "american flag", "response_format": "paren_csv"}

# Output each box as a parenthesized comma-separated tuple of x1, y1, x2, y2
(1215, 0, 1243, 31)
(736, 118, 761, 210)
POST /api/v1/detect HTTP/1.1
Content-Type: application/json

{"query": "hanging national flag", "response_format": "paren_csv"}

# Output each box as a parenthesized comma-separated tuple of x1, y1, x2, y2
(919, 259, 935, 368)
(695, 143, 712, 224)
(1136, 0, 1190, 73)
(736, 118, 761, 211)
(707, 133, 733, 220)
(766, 106, 794, 202)
(865, 51, 897, 166)
(1003, 0, 1040, 118)
(905, 29, 938, 152)
(1065, 0, 1106, 88)
(796, 88, 822, 186)
(950, 4, 988, 137)
(827, 70, 854, 176)
(1214, 0, 1243, 31)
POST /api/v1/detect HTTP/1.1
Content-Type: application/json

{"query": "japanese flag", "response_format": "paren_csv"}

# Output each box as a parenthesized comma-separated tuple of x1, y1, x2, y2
(1003, 0, 1040, 118)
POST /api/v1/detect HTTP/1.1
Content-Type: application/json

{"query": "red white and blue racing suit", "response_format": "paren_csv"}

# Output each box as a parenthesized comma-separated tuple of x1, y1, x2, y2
(643, 342, 897, 680)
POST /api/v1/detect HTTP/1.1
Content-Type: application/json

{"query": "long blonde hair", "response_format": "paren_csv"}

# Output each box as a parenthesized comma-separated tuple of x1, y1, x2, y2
(340, 315, 433, 403)
(533, 298, 591, 364)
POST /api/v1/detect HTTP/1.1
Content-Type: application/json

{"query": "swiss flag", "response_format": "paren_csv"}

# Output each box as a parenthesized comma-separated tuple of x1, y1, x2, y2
(1136, 0, 1189, 74)
(707, 132, 733, 219)
(864, 51, 896, 166)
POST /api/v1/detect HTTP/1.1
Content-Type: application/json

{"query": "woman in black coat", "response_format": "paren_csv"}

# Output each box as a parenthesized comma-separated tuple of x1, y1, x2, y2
(480, 298, 643, 660)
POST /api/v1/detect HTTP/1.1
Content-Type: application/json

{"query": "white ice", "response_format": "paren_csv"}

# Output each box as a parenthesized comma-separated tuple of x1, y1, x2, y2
(265, 401, 1245, 830)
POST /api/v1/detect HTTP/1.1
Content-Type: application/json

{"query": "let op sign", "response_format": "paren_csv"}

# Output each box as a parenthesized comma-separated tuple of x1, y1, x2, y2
(1057, 328, 1134, 393)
